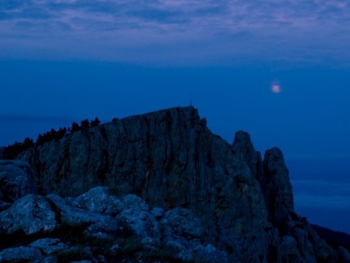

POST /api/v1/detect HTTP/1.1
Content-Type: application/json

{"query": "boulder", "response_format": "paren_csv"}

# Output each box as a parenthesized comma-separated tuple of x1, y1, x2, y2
(151, 207, 164, 219)
(0, 194, 57, 235)
(116, 200, 160, 242)
(0, 160, 37, 203)
(30, 238, 68, 255)
(0, 200, 10, 211)
(32, 257, 58, 263)
(279, 235, 306, 263)
(160, 207, 203, 240)
(46, 194, 118, 238)
(74, 186, 125, 216)
(121, 194, 149, 211)
(0, 246, 42, 262)
(183, 244, 228, 263)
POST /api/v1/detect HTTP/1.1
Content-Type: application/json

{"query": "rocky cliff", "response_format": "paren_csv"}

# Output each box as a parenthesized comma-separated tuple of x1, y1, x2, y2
(0, 106, 348, 262)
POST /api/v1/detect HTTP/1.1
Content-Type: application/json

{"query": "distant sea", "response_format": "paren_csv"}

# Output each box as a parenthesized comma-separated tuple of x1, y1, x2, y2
(287, 157, 350, 234)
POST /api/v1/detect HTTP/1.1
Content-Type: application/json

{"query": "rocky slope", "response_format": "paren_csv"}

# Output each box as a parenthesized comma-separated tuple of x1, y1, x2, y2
(0, 106, 348, 262)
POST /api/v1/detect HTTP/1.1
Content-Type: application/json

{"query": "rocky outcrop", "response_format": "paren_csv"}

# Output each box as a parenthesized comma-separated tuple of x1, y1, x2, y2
(18, 107, 270, 262)
(0, 194, 57, 236)
(263, 148, 294, 234)
(232, 131, 294, 234)
(0, 185, 347, 263)
(0, 160, 38, 204)
(0, 186, 228, 263)
(0, 246, 42, 263)
(3, 106, 346, 262)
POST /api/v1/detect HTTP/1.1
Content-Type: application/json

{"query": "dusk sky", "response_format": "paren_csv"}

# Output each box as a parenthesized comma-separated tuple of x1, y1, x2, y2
(1, 0, 350, 233)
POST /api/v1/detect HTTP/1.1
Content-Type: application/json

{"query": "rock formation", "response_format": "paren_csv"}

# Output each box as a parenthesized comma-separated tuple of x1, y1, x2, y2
(0, 106, 348, 262)
(0, 186, 228, 263)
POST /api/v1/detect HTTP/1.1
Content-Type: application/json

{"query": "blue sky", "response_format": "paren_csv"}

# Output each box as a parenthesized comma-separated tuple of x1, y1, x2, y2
(1, 0, 350, 233)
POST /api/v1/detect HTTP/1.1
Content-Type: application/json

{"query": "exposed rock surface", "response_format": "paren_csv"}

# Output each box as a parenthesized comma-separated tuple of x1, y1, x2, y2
(0, 194, 57, 236)
(29, 238, 68, 255)
(0, 105, 345, 263)
(232, 131, 294, 233)
(0, 160, 38, 204)
(0, 246, 42, 262)
(0, 186, 228, 263)
(19, 107, 270, 262)
(263, 148, 294, 234)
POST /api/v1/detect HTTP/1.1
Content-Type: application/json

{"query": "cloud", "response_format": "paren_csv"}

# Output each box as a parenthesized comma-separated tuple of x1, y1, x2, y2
(0, 0, 349, 65)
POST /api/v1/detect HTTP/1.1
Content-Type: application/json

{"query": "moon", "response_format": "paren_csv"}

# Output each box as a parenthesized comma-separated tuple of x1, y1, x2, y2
(271, 84, 281, 93)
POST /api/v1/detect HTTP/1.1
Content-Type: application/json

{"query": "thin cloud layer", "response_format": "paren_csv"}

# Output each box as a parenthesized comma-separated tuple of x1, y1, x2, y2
(1, 0, 350, 65)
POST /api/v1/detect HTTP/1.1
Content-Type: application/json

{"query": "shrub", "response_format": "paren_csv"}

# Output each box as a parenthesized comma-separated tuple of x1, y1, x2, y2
(90, 117, 101, 127)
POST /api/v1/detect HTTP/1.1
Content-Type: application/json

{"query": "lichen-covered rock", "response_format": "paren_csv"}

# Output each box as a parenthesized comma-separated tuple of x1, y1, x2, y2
(46, 194, 118, 237)
(0, 194, 57, 235)
(0, 246, 42, 262)
(30, 238, 68, 255)
(191, 244, 228, 263)
(121, 194, 149, 211)
(116, 206, 160, 240)
(74, 186, 125, 216)
(151, 207, 164, 219)
(0, 160, 38, 203)
(160, 208, 203, 239)
(32, 256, 58, 263)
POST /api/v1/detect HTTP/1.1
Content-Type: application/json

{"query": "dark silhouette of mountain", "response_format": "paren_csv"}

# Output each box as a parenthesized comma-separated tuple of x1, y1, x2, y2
(312, 224, 350, 250)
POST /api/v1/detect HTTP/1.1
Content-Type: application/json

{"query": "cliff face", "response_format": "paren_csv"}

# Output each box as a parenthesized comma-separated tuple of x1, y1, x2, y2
(18, 106, 349, 262)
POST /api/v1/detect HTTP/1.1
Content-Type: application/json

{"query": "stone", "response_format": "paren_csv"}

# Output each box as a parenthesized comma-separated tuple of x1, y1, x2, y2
(116, 208, 160, 239)
(193, 244, 228, 263)
(30, 238, 68, 255)
(0, 194, 57, 235)
(160, 208, 203, 239)
(0, 246, 42, 262)
(0, 160, 38, 203)
(74, 186, 125, 216)
(151, 207, 164, 219)
(32, 256, 58, 263)
(0, 200, 10, 211)
(121, 194, 149, 211)
(46, 194, 118, 237)
(279, 235, 305, 263)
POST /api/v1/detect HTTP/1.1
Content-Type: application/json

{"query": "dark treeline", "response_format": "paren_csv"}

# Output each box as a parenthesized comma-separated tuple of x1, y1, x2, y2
(1, 117, 101, 160)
